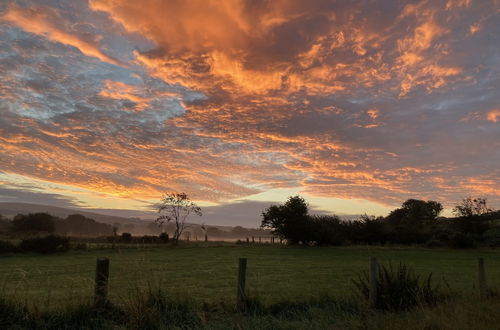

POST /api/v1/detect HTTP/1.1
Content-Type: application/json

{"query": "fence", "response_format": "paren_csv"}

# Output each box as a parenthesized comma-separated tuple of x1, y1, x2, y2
(91, 256, 493, 310)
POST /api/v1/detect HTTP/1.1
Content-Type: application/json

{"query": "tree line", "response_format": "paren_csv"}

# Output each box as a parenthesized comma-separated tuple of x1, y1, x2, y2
(0, 213, 114, 236)
(261, 196, 500, 248)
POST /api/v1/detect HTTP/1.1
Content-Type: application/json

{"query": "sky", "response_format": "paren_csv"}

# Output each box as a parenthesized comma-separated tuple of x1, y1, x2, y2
(0, 0, 499, 226)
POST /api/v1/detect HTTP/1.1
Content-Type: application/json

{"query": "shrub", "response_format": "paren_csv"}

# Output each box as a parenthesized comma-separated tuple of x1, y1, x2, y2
(352, 262, 447, 311)
(159, 232, 169, 243)
(0, 240, 17, 253)
(139, 235, 157, 244)
(121, 232, 132, 243)
(19, 235, 70, 254)
(449, 232, 477, 249)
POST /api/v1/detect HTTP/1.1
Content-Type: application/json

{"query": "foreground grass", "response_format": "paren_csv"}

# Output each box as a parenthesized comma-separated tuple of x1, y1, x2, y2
(2, 291, 500, 329)
(1, 243, 500, 310)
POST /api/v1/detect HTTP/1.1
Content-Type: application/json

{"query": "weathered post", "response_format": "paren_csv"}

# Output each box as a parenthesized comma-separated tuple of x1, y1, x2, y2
(369, 257, 378, 307)
(237, 258, 247, 311)
(205, 233, 208, 242)
(252, 236, 255, 243)
(478, 257, 487, 299)
(271, 237, 274, 244)
(94, 257, 110, 308)
(246, 237, 249, 244)
(259, 237, 261, 244)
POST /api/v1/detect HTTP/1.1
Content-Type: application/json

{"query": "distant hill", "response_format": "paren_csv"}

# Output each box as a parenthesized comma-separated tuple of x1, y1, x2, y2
(0, 202, 146, 225)
(0, 202, 252, 231)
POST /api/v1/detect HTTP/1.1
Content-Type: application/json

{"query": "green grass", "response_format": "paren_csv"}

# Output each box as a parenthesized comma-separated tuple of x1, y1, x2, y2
(1, 243, 500, 311)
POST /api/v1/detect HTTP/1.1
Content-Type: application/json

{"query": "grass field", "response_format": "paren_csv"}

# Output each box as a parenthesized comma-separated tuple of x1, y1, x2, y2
(1, 243, 500, 312)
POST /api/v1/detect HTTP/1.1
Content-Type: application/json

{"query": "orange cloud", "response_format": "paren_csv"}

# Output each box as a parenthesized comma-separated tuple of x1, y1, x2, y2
(99, 80, 151, 111)
(486, 109, 500, 123)
(1, 0, 499, 210)
(1, 5, 119, 65)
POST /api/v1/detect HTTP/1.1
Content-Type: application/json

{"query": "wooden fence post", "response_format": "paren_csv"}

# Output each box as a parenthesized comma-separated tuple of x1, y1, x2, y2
(259, 237, 261, 244)
(252, 236, 255, 243)
(237, 258, 247, 310)
(94, 257, 110, 308)
(369, 256, 378, 307)
(271, 237, 274, 244)
(478, 257, 487, 299)
(246, 237, 249, 244)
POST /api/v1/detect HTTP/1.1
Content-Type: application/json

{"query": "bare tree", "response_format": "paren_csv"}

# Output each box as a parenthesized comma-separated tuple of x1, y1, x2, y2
(453, 197, 493, 218)
(156, 192, 202, 243)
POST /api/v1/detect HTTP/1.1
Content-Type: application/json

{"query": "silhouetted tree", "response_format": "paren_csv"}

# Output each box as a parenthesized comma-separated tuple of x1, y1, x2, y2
(156, 192, 202, 243)
(11, 213, 55, 233)
(261, 195, 312, 244)
(310, 215, 344, 246)
(386, 199, 442, 227)
(452, 197, 494, 236)
(453, 197, 492, 218)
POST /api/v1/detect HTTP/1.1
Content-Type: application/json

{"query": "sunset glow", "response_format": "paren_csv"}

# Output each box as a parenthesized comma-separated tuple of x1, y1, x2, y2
(0, 0, 499, 224)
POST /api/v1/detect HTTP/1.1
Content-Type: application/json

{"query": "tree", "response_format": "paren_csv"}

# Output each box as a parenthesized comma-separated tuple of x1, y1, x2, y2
(261, 195, 312, 244)
(452, 197, 494, 236)
(11, 213, 55, 233)
(156, 192, 202, 243)
(386, 199, 443, 227)
(453, 197, 492, 218)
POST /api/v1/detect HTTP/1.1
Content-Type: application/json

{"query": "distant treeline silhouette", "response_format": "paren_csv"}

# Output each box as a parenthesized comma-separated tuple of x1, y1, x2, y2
(0, 213, 115, 236)
(261, 196, 500, 248)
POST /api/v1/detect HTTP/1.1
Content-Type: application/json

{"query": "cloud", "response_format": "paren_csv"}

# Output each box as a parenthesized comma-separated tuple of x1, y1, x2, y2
(486, 109, 500, 123)
(0, 185, 82, 209)
(1, 4, 120, 65)
(0, 0, 499, 213)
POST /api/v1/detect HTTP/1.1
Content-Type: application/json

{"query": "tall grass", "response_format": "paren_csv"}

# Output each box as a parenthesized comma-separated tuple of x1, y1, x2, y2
(2, 290, 500, 329)
(352, 262, 449, 310)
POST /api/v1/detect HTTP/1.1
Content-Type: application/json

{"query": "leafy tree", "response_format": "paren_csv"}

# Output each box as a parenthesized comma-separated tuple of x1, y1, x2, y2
(11, 213, 55, 233)
(386, 199, 443, 227)
(452, 197, 494, 236)
(156, 192, 202, 243)
(453, 197, 492, 218)
(261, 195, 312, 244)
(310, 215, 344, 246)
(356, 214, 387, 245)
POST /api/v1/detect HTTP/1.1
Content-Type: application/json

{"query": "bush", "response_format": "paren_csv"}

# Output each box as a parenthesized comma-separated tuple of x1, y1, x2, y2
(19, 235, 70, 254)
(121, 232, 132, 243)
(138, 235, 157, 244)
(0, 240, 17, 253)
(159, 232, 169, 243)
(449, 232, 477, 249)
(352, 262, 447, 311)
